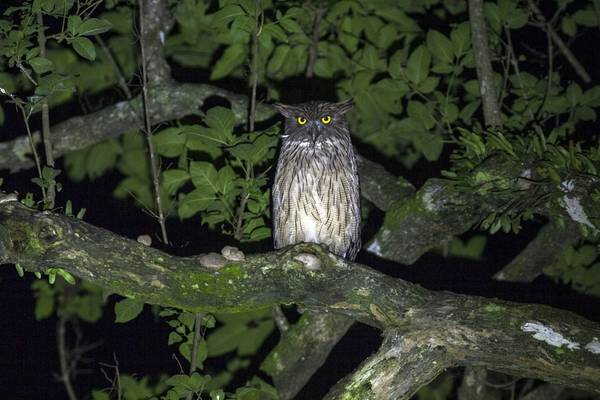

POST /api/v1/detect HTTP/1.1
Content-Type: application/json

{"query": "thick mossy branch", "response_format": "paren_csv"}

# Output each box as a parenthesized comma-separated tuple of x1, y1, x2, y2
(262, 313, 353, 400)
(1, 199, 600, 393)
(324, 330, 452, 400)
(366, 178, 486, 264)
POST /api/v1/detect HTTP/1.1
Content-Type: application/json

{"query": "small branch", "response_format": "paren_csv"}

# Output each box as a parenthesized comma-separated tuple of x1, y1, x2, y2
(185, 312, 204, 400)
(504, 27, 545, 136)
(494, 219, 580, 282)
(527, 0, 591, 83)
(234, 0, 261, 241)
(95, 34, 132, 99)
(0, 89, 46, 201)
(37, 12, 56, 209)
(468, 0, 502, 127)
(262, 313, 353, 399)
(306, 5, 326, 78)
(138, 0, 169, 245)
(324, 330, 452, 400)
(57, 316, 78, 400)
(271, 305, 290, 333)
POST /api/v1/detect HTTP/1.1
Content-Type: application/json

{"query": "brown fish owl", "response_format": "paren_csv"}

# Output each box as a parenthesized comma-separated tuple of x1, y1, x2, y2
(272, 99, 361, 260)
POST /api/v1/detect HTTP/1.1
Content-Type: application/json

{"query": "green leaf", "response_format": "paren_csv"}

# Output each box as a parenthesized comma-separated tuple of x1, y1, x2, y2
(388, 50, 405, 80)
(210, 5, 245, 27)
(573, 9, 598, 27)
(415, 76, 439, 94)
(414, 132, 444, 161)
(153, 127, 186, 157)
(86, 139, 122, 179)
(68, 15, 83, 36)
(77, 18, 112, 36)
(114, 298, 144, 323)
(581, 86, 600, 107)
(72, 37, 96, 61)
(448, 235, 487, 260)
(206, 323, 246, 357)
(267, 44, 291, 75)
(451, 22, 471, 57)
(168, 332, 183, 345)
(566, 83, 582, 106)
(205, 106, 235, 136)
(162, 169, 190, 194)
(407, 101, 436, 129)
(280, 17, 303, 34)
(210, 44, 246, 80)
(178, 187, 217, 218)
(190, 161, 219, 192)
(406, 45, 430, 84)
(427, 30, 454, 64)
(29, 57, 54, 74)
(237, 320, 275, 356)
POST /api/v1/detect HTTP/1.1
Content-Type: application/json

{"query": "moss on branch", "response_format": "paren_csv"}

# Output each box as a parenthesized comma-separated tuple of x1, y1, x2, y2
(1, 199, 600, 394)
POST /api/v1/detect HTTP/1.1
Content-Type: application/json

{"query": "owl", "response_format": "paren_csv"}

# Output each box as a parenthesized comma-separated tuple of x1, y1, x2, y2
(272, 99, 361, 260)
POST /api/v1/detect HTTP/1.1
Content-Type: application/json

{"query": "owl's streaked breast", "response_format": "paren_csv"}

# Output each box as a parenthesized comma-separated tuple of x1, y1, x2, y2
(272, 138, 361, 259)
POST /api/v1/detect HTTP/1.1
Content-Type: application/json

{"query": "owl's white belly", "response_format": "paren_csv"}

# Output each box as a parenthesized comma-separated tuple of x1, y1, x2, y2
(296, 188, 327, 243)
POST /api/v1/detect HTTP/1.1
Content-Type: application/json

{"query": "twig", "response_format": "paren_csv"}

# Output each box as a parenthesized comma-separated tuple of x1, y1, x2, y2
(17, 62, 38, 86)
(57, 316, 78, 400)
(467, 0, 502, 127)
(95, 34, 132, 99)
(37, 12, 56, 209)
(0, 88, 46, 200)
(504, 27, 545, 136)
(536, 23, 554, 121)
(99, 354, 122, 400)
(272, 305, 290, 333)
(138, 0, 169, 245)
(234, 0, 261, 240)
(527, 0, 591, 83)
(185, 313, 204, 400)
(306, 5, 326, 78)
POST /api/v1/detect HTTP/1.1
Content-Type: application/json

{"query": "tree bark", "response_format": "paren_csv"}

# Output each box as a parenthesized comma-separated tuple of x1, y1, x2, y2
(1, 197, 599, 395)
(468, 0, 502, 127)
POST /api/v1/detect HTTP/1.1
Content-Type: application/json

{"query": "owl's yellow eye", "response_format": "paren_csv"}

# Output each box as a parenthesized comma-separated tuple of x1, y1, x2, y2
(297, 116, 307, 125)
(321, 115, 332, 124)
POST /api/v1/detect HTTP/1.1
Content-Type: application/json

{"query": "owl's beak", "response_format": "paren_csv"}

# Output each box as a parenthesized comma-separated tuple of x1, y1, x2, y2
(309, 123, 321, 144)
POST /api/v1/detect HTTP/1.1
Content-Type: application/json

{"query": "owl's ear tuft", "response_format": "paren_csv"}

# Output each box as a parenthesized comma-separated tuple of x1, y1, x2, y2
(334, 98, 354, 115)
(272, 103, 295, 118)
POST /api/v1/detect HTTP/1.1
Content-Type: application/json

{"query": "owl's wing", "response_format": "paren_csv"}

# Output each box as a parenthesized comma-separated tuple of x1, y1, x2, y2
(345, 155, 362, 261)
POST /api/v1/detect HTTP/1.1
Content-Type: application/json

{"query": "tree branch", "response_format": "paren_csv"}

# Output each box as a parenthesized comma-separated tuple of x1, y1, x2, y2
(324, 330, 452, 400)
(137, 0, 173, 85)
(1, 198, 599, 394)
(468, 0, 502, 127)
(261, 313, 353, 400)
(0, 83, 276, 173)
(527, 0, 591, 84)
(494, 219, 580, 282)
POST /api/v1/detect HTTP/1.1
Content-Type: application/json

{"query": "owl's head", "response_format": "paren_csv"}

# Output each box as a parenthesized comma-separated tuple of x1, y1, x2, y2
(272, 99, 353, 143)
